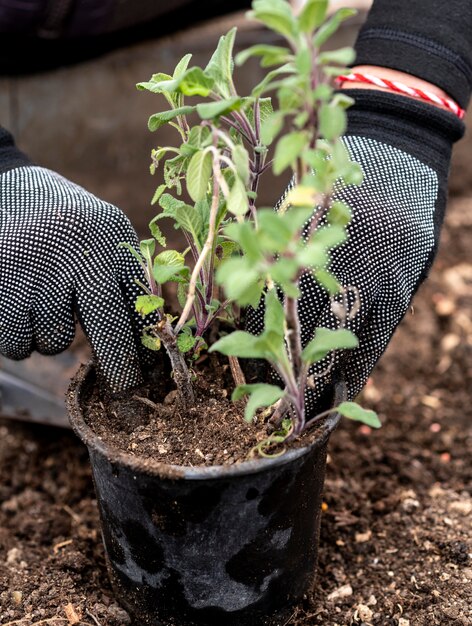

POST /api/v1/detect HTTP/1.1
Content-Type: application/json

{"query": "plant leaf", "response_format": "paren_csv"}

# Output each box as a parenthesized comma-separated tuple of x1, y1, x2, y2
(232, 383, 286, 422)
(177, 330, 197, 353)
(299, 0, 328, 33)
(209, 330, 268, 358)
(319, 103, 347, 140)
(337, 401, 381, 428)
(196, 97, 242, 120)
(149, 216, 167, 247)
(232, 144, 250, 185)
(312, 8, 357, 48)
(301, 327, 358, 364)
(148, 106, 196, 131)
(187, 150, 213, 202)
(135, 295, 164, 317)
(227, 178, 248, 216)
(204, 27, 237, 98)
(273, 131, 307, 175)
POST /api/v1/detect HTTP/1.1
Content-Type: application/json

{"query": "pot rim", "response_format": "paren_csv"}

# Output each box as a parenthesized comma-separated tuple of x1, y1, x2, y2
(67, 360, 343, 480)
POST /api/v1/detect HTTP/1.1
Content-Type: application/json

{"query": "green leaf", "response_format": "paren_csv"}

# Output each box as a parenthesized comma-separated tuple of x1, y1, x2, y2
(141, 331, 161, 351)
(209, 330, 267, 358)
(264, 289, 285, 338)
(251, 63, 294, 98)
(227, 178, 248, 216)
(204, 27, 237, 98)
(296, 242, 328, 268)
(312, 225, 347, 249)
(318, 47, 356, 66)
(232, 144, 250, 185)
(299, 0, 328, 33)
(140, 239, 155, 264)
(177, 204, 204, 243)
(135, 295, 164, 317)
(196, 97, 242, 120)
(235, 44, 290, 67)
(314, 268, 341, 294)
(178, 67, 215, 96)
(327, 201, 352, 226)
(319, 104, 347, 140)
(312, 8, 357, 48)
(150, 184, 167, 206)
(177, 330, 197, 353)
(186, 150, 213, 202)
(148, 106, 196, 131)
(249, 0, 297, 40)
(273, 131, 307, 175)
(301, 328, 358, 364)
(337, 401, 381, 428)
(232, 383, 285, 423)
(173, 53, 193, 78)
(216, 257, 263, 307)
(260, 111, 284, 145)
(149, 216, 167, 247)
(153, 250, 188, 284)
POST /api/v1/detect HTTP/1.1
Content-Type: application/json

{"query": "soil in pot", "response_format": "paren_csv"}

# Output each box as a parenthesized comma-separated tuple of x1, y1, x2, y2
(81, 352, 333, 466)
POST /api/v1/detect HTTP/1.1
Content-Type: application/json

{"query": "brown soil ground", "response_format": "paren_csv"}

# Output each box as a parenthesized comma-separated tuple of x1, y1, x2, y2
(1, 196, 471, 626)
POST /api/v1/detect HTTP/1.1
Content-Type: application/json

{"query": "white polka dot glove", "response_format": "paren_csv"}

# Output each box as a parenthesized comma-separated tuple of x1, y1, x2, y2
(246, 92, 465, 415)
(0, 155, 150, 393)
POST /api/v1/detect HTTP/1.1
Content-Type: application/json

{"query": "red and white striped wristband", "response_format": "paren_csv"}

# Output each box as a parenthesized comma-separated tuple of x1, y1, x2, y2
(336, 72, 465, 119)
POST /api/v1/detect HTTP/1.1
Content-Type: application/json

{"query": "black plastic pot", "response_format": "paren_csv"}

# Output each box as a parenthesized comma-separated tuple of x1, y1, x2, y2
(68, 362, 342, 626)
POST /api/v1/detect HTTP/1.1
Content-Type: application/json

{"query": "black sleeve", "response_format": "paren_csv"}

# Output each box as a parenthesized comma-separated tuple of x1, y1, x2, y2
(353, 0, 472, 109)
(0, 127, 31, 175)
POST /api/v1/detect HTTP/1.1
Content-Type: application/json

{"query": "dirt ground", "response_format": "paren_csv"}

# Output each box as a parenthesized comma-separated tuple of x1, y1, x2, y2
(1, 193, 471, 626)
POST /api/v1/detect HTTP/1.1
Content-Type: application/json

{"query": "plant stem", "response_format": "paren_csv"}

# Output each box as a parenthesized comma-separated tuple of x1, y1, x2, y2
(175, 156, 221, 334)
(155, 318, 195, 410)
(284, 294, 302, 379)
(228, 356, 246, 387)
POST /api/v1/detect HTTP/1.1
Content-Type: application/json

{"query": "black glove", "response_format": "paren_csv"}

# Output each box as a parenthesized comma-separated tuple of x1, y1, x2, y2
(247, 92, 465, 414)
(0, 129, 150, 392)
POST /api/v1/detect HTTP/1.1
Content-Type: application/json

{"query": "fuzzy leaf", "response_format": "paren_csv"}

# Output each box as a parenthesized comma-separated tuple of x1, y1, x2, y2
(327, 201, 352, 226)
(187, 150, 212, 202)
(153, 250, 188, 284)
(232, 383, 286, 422)
(135, 295, 164, 317)
(196, 97, 242, 120)
(232, 144, 250, 185)
(312, 8, 357, 47)
(312, 225, 347, 249)
(216, 257, 263, 308)
(273, 131, 307, 175)
(318, 47, 356, 66)
(299, 0, 328, 33)
(141, 332, 161, 351)
(173, 53, 193, 78)
(337, 401, 381, 428)
(301, 328, 358, 364)
(314, 268, 341, 294)
(249, 0, 297, 40)
(150, 184, 167, 206)
(227, 178, 248, 216)
(148, 106, 196, 131)
(177, 330, 197, 353)
(204, 27, 237, 98)
(235, 44, 290, 67)
(319, 104, 347, 140)
(149, 216, 167, 247)
(209, 331, 267, 358)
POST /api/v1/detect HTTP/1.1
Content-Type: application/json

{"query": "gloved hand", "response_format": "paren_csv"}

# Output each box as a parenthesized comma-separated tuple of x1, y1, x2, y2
(247, 91, 465, 415)
(0, 143, 150, 393)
